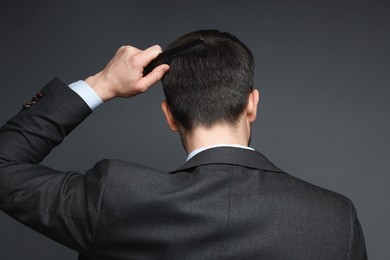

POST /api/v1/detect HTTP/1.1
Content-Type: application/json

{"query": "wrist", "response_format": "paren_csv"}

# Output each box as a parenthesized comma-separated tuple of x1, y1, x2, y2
(84, 72, 115, 102)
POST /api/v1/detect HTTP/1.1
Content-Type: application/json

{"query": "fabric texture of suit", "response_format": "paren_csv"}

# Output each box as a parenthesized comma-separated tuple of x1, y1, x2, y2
(0, 78, 367, 259)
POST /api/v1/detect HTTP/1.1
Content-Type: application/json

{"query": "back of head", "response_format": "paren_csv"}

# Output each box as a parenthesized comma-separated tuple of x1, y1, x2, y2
(162, 29, 255, 131)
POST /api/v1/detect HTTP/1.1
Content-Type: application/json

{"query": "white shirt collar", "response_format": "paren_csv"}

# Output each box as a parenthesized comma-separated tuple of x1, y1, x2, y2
(186, 144, 255, 161)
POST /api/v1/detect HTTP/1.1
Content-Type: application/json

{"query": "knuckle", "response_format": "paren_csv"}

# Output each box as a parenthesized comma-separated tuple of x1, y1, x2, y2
(118, 45, 129, 52)
(121, 45, 136, 56)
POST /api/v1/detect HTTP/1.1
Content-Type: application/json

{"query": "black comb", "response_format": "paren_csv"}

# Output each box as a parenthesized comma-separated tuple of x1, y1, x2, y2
(143, 38, 207, 76)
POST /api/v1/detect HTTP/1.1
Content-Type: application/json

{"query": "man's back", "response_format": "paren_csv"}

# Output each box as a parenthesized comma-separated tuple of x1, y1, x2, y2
(82, 147, 365, 259)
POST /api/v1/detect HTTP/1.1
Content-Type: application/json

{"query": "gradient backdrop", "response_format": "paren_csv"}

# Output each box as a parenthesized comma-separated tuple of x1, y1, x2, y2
(0, 1, 389, 259)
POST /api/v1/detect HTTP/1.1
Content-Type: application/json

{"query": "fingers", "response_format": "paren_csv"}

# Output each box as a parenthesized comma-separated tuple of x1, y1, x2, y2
(139, 64, 170, 90)
(134, 45, 169, 93)
(134, 45, 163, 67)
(100, 44, 168, 98)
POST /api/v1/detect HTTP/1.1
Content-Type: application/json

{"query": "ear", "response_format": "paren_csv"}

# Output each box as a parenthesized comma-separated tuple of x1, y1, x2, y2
(246, 89, 260, 123)
(161, 100, 179, 132)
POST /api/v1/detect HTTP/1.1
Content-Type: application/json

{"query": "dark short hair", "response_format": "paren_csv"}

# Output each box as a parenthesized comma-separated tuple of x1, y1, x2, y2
(162, 29, 255, 131)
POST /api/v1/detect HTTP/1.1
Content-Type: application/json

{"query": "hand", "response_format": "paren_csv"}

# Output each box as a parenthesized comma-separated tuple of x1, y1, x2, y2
(85, 45, 169, 101)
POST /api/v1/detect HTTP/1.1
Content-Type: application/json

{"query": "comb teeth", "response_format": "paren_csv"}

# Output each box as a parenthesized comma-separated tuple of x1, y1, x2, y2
(143, 38, 207, 76)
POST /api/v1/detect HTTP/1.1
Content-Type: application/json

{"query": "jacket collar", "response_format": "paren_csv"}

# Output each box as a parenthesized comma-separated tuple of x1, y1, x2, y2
(171, 147, 284, 173)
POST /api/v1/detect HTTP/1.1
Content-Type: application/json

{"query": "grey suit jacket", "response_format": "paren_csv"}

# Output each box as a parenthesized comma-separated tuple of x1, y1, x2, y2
(0, 78, 367, 259)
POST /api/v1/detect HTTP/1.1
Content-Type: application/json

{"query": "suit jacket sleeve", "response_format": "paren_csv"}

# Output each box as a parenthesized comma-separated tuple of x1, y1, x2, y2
(0, 78, 107, 255)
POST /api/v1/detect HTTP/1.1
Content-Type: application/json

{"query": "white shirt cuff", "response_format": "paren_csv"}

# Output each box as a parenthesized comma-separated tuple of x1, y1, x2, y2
(69, 80, 103, 110)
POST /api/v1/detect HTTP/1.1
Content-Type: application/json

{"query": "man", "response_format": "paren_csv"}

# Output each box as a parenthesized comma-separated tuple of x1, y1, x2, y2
(0, 30, 366, 259)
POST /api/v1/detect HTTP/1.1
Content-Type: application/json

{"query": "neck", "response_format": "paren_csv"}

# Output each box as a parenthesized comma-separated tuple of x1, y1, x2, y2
(181, 121, 250, 155)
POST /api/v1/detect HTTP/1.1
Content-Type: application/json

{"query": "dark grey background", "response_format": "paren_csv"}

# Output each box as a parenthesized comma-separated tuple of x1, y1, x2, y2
(0, 0, 389, 259)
